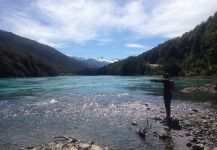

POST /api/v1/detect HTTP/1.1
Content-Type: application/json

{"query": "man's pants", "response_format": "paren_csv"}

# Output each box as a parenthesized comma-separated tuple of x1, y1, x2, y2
(164, 95, 171, 118)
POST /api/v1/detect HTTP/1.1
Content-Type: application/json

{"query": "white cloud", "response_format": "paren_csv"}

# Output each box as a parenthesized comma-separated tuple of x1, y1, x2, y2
(97, 38, 111, 46)
(125, 43, 145, 48)
(0, 0, 217, 48)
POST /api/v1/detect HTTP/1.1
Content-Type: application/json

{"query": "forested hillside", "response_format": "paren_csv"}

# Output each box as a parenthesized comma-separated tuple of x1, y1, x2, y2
(0, 30, 88, 77)
(0, 45, 58, 77)
(79, 12, 217, 77)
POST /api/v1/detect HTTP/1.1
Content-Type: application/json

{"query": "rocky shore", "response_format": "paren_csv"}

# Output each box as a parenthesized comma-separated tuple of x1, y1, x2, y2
(175, 109, 217, 150)
(21, 106, 217, 150)
(20, 136, 109, 150)
(151, 108, 217, 150)
(191, 83, 217, 94)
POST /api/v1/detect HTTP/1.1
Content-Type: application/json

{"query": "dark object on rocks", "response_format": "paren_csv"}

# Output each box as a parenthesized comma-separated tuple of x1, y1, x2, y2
(161, 118, 182, 130)
(137, 128, 147, 138)
(137, 119, 152, 138)
(131, 122, 137, 126)
(191, 138, 197, 143)
(53, 136, 69, 141)
(145, 103, 149, 107)
(154, 116, 163, 121)
(167, 119, 182, 130)
(186, 142, 192, 147)
(191, 109, 198, 113)
(147, 107, 150, 110)
(192, 143, 204, 150)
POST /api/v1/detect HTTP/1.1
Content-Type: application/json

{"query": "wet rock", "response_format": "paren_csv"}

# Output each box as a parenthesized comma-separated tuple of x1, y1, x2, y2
(69, 138, 78, 143)
(185, 132, 191, 136)
(167, 119, 182, 130)
(91, 145, 101, 150)
(137, 128, 147, 138)
(22, 137, 108, 150)
(53, 136, 68, 140)
(78, 143, 90, 149)
(158, 131, 171, 140)
(191, 138, 197, 143)
(154, 116, 162, 121)
(131, 122, 137, 126)
(192, 143, 204, 150)
(191, 109, 198, 113)
(186, 142, 192, 147)
(145, 103, 149, 107)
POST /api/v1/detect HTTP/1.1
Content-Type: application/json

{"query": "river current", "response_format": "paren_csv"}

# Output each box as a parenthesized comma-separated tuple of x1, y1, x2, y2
(0, 76, 216, 149)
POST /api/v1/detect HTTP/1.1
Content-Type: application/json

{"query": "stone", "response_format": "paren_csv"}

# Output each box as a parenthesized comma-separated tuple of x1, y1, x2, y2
(56, 143, 63, 149)
(78, 143, 90, 149)
(186, 142, 192, 147)
(69, 138, 78, 143)
(145, 103, 149, 107)
(191, 109, 199, 113)
(91, 145, 102, 150)
(158, 131, 171, 140)
(185, 132, 191, 136)
(48, 141, 57, 149)
(27, 147, 34, 149)
(167, 119, 182, 130)
(191, 138, 197, 143)
(70, 147, 78, 150)
(89, 141, 94, 145)
(53, 136, 68, 141)
(131, 122, 137, 126)
(192, 143, 204, 150)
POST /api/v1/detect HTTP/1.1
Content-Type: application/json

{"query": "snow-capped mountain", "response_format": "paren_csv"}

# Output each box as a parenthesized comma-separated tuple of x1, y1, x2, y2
(71, 56, 119, 68)
(97, 57, 119, 63)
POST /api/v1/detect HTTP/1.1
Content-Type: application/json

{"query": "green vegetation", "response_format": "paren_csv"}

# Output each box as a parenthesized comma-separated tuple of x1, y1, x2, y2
(0, 30, 88, 77)
(79, 12, 217, 77)
(0, 45, 57, 77)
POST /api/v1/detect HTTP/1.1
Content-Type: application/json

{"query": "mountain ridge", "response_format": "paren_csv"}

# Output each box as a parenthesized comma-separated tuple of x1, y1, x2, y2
(0, 30, 89, 77)
(78, 12, 217, 77)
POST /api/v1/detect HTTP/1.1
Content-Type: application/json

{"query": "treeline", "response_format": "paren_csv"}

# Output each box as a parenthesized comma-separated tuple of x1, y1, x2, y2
(78, 12, 217, 77)
(0, 30, 89, 77)
(0, 45, 58, 77)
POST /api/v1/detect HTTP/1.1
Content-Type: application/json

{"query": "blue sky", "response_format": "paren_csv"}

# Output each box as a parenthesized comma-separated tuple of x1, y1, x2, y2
(0, 0, 217, 59)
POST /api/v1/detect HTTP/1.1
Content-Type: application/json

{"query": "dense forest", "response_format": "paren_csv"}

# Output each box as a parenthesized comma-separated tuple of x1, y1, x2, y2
(0, 45, 58, 77)
(78, 12, 217, 77)
(0, 30, 90, 77)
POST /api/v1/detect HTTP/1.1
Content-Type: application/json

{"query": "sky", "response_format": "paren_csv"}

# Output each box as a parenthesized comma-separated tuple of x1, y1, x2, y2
(0, 0, 217, 60)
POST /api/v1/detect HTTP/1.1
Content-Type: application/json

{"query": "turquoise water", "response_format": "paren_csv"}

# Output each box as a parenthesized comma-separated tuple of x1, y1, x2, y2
(0, 76, 216, 149)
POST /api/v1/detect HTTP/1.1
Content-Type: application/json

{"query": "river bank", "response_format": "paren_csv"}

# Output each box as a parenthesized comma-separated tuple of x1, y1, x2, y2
(20, 103, 217, 150)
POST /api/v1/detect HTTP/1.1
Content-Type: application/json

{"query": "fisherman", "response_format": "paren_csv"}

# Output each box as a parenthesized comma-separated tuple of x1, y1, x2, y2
(150, 73, 175, 121)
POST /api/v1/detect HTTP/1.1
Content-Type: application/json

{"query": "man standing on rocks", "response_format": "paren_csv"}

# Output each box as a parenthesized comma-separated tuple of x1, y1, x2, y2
(150, 73, 175, 121)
